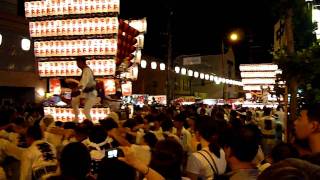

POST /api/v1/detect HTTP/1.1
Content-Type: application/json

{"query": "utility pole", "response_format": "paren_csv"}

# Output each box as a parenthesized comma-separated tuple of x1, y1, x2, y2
(221, 40, 227, 99)
(166, 10, 173, 105)
(285, 7, 296, 141)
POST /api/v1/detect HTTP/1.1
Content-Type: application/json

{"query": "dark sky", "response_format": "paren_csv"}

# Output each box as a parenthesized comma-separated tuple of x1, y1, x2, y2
(120, 0, 276, 65)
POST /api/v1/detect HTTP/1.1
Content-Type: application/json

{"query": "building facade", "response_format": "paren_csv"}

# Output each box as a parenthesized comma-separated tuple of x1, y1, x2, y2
(174, 49, 239, 99)
(133, 50, 241, 100)
(0, 0, 47, 103)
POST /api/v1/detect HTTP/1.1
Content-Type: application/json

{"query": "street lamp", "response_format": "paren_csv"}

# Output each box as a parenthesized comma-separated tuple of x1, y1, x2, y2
(229, 33, 239, 42)
(221, 31, 240, 99)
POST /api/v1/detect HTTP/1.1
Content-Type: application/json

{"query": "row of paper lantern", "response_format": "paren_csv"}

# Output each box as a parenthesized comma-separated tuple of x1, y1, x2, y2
(139, 60, 243, 86)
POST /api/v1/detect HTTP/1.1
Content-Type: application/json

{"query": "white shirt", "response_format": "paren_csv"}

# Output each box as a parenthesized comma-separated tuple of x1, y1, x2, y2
(0, 139, 23, 161)
(0, 130, 19, 145)
(259, 116, 276, 136)
(130, 144, 151, 165)
(275, 110, 285, 127)
(0, 166, 5, 180)
(151, 128, 164, 140)
(173, 127, 192, 153)
(80, 67, 97, 98)
(186, 148, 227, 180)
(20, 140, 57, 180)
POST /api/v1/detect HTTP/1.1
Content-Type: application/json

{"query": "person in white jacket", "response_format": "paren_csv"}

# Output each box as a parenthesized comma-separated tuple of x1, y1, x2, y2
(71, 56, 97, 122)
(20, 126, 57, 180)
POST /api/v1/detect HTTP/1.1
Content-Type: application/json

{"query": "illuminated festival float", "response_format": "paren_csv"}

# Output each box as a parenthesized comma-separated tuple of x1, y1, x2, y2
(24, 0, 146, 122)
(240, 63, 283, 108)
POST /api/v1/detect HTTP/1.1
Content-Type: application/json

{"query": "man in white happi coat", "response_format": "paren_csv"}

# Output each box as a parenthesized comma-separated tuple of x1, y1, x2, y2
(20, 126, 58, 180)
(71, 56, 97, 122)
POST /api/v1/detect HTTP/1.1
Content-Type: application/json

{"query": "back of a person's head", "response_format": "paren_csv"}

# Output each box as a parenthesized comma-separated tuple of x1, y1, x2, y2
(161, 119, 174, 132)
(271, 143, 299, 163)
(143, 132, 158, 148)
(122, 119, 137, 129)
(99, 118, 118, 132)
(97, 158, 135, 180)
(304, 103, 320, 123)
(173, 113, 186, 123)
(88, 125, 107, 144)
(258, 158, 320, 180)
(134, 115, 144, 124)
(264, 108, 272, 116)
(276, 105, 282, 111)
(55, 121, 64, 127)
(40, 115, 54, 128)
(230, 110, 238, 119)
(81, 120, 94, 129)
(63, 122, 77, 130)
(60, 142, 91, 178)
(26, 125, 43, 140)
(150, 138, 183, 180)
(156, 113, 170, 122)
(196, 116, 225, 158)
(12, 116, 28, 128)
(214, 111, 225, 121)
(74, 125, 90, 139)
(225, 126, 259, 162)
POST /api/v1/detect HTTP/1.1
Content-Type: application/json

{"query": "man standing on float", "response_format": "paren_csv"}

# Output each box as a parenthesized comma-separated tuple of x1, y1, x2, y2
(71, 56, 97, 122)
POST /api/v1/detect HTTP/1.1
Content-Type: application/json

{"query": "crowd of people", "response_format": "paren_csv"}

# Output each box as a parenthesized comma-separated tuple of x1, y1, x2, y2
(0, 101, 320, 180)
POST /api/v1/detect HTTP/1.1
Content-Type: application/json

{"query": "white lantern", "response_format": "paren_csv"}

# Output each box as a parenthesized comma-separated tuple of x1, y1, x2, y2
(160, 63, 165, 70)
(214, 76, 220, 84)
(132, 65, 139, 79)
(151, 61, 157, 69)
(194, 71, 199, 78)
(210, 75, 214, 81)
(181, 68, 186, 75)
(205, 74, 209, 80)
(188, 70, 193, 76)
(175, 66, 180, 73)
(0, 34, 2, 46)
(21, 38, 31, 51)
(200, 73, 204, 79)
(141, 60, 147, 68)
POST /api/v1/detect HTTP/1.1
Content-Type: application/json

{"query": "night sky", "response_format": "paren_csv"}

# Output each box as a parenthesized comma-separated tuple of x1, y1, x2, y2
(120, 0, 276, 66)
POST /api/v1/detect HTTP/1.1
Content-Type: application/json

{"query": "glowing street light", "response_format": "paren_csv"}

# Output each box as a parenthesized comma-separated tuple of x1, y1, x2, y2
(230, 33, 239, 42)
